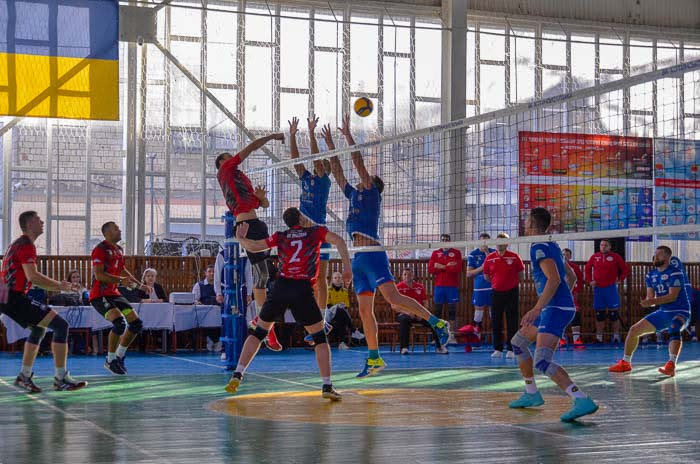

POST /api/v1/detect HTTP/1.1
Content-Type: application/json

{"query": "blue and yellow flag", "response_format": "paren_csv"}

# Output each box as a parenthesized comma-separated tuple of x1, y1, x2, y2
(0, 0, 119, 120)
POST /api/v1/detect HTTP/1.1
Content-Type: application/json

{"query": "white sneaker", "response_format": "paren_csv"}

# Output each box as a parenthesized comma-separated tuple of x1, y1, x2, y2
(338, 342, 349, 350)
(400, 348, 409, 355)
(352, 330, 365, 340)
(220, 352, 227, 361)
(505, 350, 515, 359)
(447, 334, 457, 345)
(213, 341, 222, 352)
(436, 346, 448, 354)
(491, 350, 503, 358)
(206, 337, 214, 352)
(692, 336, 698, 342)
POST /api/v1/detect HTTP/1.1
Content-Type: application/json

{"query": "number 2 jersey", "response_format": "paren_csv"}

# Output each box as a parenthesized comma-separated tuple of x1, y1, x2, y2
(265, 225, 328, 284)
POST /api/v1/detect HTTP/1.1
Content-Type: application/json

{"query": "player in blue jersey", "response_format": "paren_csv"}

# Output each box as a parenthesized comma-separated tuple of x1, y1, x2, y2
(325, 114, 451, 378)
(610, 246, 691, 377)
(288, 116, 333, 309)
(509, 208, 598, 422)
(466, 232, 495, 337)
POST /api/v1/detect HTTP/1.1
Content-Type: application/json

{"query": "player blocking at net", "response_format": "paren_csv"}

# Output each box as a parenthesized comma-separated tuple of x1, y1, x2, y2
(509, 207, 598, 422)
(609, 247, 691, 377)
(225, 207, 351, 400)
(325, 115, 451, 378)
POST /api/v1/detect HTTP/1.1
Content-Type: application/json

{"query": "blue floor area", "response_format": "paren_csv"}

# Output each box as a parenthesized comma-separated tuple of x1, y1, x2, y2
(2, 342, 699, 377)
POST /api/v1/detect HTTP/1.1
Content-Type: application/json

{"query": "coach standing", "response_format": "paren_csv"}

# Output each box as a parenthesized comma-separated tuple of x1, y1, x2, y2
(483, 233, 525, 359)
(584, 239, 630, 343)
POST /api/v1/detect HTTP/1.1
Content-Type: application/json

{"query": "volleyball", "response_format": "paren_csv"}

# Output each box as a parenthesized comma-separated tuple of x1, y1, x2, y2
(354, 97, 373, 117)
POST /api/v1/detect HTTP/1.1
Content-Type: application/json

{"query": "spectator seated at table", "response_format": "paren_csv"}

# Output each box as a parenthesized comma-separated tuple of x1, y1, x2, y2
(325, 271, 354, 349)
(138, 268, 168, 303)
(50, 269, 87, 306)
(117, 284, 143, 303)
(192, 265, 221, 352)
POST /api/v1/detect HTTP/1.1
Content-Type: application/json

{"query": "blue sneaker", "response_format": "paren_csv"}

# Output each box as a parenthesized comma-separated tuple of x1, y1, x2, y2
(303, 321, 333, 345)
(356, 357, 386, 378)
(560, 397, 599, 422)
(433, 319, 450, 347)
(509, 391, 545, 408)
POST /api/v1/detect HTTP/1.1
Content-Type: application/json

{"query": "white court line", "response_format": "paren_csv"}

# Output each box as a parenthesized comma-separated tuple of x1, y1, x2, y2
(0, 378, 174, 464)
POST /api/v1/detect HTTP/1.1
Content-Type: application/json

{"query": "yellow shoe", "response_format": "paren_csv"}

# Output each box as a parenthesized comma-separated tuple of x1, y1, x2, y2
(225, 374, 242, 394)
(357, 357, 387, 378)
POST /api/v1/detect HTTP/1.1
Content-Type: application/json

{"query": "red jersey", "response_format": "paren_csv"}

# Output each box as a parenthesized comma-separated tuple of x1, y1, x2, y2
(265, 225, 328, 284)
(584, 251, 629, 287)
(396, 280, 427, 304)
(217, 154, 260, 216)
(567, 261, 584, 310)
(90, 240, 125, 300)
(428, 248, 462, 288)
(1, 235, 37, 293)
(483, 250, 524, 292)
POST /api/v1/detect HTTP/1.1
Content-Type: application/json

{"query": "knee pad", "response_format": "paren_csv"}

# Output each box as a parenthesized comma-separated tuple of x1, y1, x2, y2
(48, 316, 69, 344)
(534, 347, 560, 377)
(595, 311, 607, 322)
(474, 309, 484, 323)
(608, 310, 620, 322)
(310, 329, 328, 346)
(669, 317, 684, 341)
(253, 260, 271, 290)
(127, 318, 144, 335)
(111, 316, 127, 336)
(251, 325, 269, 341)
(27, 326, 47, 345)
(511, 332, 532, 363)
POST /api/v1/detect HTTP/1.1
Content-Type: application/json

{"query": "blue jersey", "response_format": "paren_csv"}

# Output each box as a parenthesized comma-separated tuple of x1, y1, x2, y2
(299, 170, 331, 225)
(646, 266, 690, 313)
(670, 256, 693, 296)
(530, 242, 575, 309)
(467, 247, 495, 290)
(344, 183, 381, 242)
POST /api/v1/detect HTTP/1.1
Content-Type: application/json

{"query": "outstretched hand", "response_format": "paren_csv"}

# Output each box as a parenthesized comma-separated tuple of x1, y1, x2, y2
(342, 269, 352, 286)
(320, 124, 334, 143)
(254, 184, 267, 199)
(288, 117, 299, 136)
(338, 114, 351, 137)
(307, 115, 319, 132)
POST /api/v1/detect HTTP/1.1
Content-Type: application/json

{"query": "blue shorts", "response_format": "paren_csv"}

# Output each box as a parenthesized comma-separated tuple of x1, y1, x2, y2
(434, 286, 460, 304)
(320, 242, 331, 261)
(351, 251, 395, 295)
(644, 309, 690, 332)
(593, 284, 620, 310)
(533, 306, 576, 338)
(472, 288, 492, 307)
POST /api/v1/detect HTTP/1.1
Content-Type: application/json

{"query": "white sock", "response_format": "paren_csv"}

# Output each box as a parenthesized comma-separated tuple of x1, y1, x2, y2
(474, 309, 484, 323)
(572, 327, 581, 338)
(55, 367, 66, 380)
(235, 363, 247, 375)
(322, 376, 331, 386)
(623, 354, 632, 363)
(596, 334, 603, 342)
(107, 352, 117, 362)
(20, 365, 32, 377)
(670, 354, 678, 363)
(116, 345, 128, 358)
(613, 333, 620, 341)
(566, 384, 586, 399)
(524, 377, 538, 394)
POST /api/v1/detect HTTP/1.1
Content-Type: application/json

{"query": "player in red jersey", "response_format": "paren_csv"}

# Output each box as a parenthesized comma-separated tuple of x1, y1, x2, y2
(0, 211, 87, 393)
(225, 207, 352, 400)
(561, 248, 585, 348)
(216, 132, 285, 351)
(89, 222, 151, 375)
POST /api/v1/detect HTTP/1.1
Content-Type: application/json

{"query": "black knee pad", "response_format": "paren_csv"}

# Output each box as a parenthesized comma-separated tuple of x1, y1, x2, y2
(111, 316, 127, 336)
(48, 316, 69, 344)
(251, 325, 269, 341)
(310, 329, 328, 346)
(127, 318, 144, 335)
(595, 311, 607, 322)
(608, 310, 619, 322)
(669, 317, 685, 341)
(27, 326, 47, 345)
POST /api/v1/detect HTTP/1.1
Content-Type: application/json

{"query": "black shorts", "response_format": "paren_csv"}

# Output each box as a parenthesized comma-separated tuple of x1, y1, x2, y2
(234, 218, 270, 265)
(0, 291, 52, 329)
(259, 278, 323, 327)
(90, 295, 134, 317)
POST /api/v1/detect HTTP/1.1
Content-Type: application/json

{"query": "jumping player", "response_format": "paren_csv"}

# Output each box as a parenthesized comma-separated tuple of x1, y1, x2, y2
(466, 233, 495, 338)
(225, 207, 352, 400)
(324, 114, 450, 378)
(609, 246, 691, 377)
(509, 208, 598, 422)
(0, 211, 87, 392)
(89, 221, 150, 375)
(216, 132, 285, 351)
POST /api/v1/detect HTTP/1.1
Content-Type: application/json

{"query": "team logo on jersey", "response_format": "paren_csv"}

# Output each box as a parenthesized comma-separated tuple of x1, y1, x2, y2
(661, 274, 669, 280)
(535, 249, 546, 260)
(506, 258, 514, 265)
(449, 253, 454, 258)
(606, 256, 613, 261)
(358, 194, 362, 201)
(310, 180, 315, 186)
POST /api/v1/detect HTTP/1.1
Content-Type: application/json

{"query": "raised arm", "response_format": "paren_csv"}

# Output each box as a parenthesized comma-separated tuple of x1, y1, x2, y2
(237, 133, 285, 163)
(288, 117, 306, 178)
(254, 185, 270, 209)
(324, 231, 353, 285)
(339, 114, 373, 189)
(307, 116, 325, 176)
(322, 124, 347, 189)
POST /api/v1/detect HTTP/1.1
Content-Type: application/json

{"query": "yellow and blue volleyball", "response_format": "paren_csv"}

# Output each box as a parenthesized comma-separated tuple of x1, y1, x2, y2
(354, 97, 373, 117)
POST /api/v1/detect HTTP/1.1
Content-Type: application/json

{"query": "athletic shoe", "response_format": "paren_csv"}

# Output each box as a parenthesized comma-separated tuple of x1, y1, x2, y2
(213, 341, 222, 352)
(559, 338, 567, 347)
(560, 397, 599, 422)
(433, 320, 451, 347)
(220, 352, 227, 361)
(491, 350, 503, 358)
(53, 372, 88, 391)
(338, 342, 350, 350)
(322, 384, 342, 401)
(447, 334, 457, 345)
(225, 372, 243, 394)
(692, 336, 698, 342)
(357, 357, 386, 378)
(14, 372, 41, 393)
(206, 337, 214, 351)
(505, 350, 515, 359)
(609, 359, 632, 373)
(400, 348, 409, 355)
(509, 391, 544, 408)
(658, 360, 676, 377)
(303, 321, 333, 345)
(104, 357, 126, 375)
(118, 355, 128, 374)
(265, 326, 283, 352)
(573, 338, 584, 347)
(436, 346, 448, 354)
